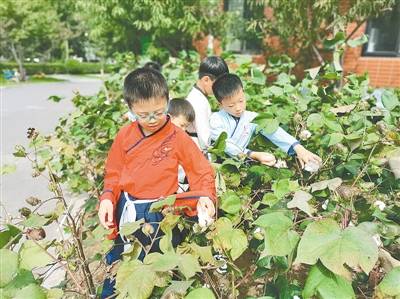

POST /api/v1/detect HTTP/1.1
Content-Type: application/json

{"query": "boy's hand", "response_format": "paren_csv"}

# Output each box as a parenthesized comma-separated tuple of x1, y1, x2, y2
(294, 144, 322, 168)
(250, 151, 276, 166)
(98, 199, 114, 229)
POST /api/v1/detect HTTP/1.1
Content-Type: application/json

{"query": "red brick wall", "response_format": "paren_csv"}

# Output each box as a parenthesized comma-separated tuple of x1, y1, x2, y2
(343, 22, 400, 87)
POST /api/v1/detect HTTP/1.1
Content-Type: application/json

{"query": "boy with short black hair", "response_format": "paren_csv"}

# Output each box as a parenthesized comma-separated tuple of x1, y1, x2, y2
(98, 68, 216, 298)
(186, 56, 229, 150)
(168, 98, 196, 132)
(210, 73, 321, 167)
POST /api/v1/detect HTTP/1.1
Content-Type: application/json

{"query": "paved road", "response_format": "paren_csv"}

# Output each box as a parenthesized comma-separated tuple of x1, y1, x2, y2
(1, 76, 102, 218)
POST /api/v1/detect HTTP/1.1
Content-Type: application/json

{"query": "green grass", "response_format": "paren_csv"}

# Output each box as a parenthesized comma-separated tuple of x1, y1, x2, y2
(0, 75, 65, 86)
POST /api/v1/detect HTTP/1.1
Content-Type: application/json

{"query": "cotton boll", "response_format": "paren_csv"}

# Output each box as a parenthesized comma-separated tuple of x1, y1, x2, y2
(299, 130, 312, 140)
(274, 159, 288, 169)
(373, 200, 386, 211)
(197, 206, 213, 229)
(304, 160, 321, 173)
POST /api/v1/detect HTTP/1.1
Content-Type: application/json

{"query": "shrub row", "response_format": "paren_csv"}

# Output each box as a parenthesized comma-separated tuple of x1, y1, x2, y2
(0, 60, 116, 75)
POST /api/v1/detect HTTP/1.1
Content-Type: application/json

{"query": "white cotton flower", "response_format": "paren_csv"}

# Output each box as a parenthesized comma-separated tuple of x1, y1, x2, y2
(274, 159, 288, 169)
(299, 130, 312, 140)
(293, 296, 301, 299)
(322, 199, 329, 210)
(374, 200, 386, 211)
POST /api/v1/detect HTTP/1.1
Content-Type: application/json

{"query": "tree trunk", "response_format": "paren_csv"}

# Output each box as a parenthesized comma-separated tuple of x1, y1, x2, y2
(10, 42, 26, 81)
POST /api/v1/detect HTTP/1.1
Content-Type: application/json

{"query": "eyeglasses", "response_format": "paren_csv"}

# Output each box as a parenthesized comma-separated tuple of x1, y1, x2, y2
(131, 106, 168, 122)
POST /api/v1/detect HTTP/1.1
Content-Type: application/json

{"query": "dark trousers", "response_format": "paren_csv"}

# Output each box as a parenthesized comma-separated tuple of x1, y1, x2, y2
(101, 193, 186, 298)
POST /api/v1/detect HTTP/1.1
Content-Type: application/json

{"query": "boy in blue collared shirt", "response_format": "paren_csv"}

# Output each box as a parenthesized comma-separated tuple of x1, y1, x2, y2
(210, 73, 321, 168)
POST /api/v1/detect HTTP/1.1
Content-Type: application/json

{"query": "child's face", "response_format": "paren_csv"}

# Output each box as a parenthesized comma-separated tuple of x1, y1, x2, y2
(171, 115, 191, 131)
(219, 88, 246, 117)
(200, 76, 214, 96)
(130, 97, 168, 134)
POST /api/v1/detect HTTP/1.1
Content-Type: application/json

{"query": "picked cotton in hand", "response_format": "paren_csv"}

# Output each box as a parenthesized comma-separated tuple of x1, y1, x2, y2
(197, 206, 213, 228)
(304, 160, 321, 173)
(274, 159, 288, 169)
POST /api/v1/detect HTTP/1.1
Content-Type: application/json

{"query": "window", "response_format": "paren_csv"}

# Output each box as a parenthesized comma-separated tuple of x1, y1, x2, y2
(363, 3, 400, 57)
(223, 0, 264, 54)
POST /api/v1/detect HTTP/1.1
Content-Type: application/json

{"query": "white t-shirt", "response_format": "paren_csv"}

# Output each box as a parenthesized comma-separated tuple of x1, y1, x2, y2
(186, 86, 212, 150)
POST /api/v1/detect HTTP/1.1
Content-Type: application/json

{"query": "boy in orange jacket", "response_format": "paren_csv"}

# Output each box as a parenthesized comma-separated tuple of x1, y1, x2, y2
(98, 68, 216, 298)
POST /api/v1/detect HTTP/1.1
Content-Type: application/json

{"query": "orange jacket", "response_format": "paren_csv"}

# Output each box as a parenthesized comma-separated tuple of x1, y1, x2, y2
(100, 117, 216, 218)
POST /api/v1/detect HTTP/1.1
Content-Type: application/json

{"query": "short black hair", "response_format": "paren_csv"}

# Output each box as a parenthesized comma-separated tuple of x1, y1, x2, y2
(168, 98, 195, 123)
(212, 73, 243, 102)
(124, 67, 169, 107)
(144, 61, 162, 72)
(199, 56, 229, 80)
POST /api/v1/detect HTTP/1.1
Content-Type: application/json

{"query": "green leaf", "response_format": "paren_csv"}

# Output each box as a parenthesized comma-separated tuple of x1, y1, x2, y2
(116, 260, 156, 299)
(253, 212, 299, 256)
(210, 218, 247, 261)
(261, 193, 280, 207)
(381, 90, 399, 111)
(377, 267, 400, 297)
(328, 133, 344, 147)
(254, 114, 279, 135)
(230, 229, 248, 260)
(1, 164, 16, 175)
(162, 280, 194, 297)
(311, 178, 342, 192)
(119, 219, 144, 237)
(19, 240, 53, 270)
(178, 254, 202, 279)
(22, 214, 48, 228)
(347, 34, 368, 48)
(324, 119, 343, 133)
(295, 219, 378, 279)
(14, 284, 46, 299)
(0, 225, 22, 249)
(46, 288, 63, 299)
(0, 249, 18, 287)
(287, 190, 315, 216)
(148, 252, 179, 272)
(210, 131, 227, 155)
(269, 86, 283, 97)
(307, 113, 324, 130)
(185, 287, 216, 299)
(186, 244, 214, 264)
(251, 68, 266, 85)
(220, 191, 241, 214)
(303, 263, 355, 299)
(149, 195, 176, 212)
(323, 32, 346, 49)
(272, 179, 291, 199)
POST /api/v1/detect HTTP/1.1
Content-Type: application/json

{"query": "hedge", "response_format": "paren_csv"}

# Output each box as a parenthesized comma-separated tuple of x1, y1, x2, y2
(0, 60, 116, 75)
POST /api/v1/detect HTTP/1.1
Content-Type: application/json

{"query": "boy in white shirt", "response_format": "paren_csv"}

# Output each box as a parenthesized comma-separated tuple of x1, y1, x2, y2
(186, 56, 229, 150)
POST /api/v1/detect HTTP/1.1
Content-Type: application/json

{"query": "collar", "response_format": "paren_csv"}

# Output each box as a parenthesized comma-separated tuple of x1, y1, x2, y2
(193, 84, 208, 98)
(136, 115, 172, 138)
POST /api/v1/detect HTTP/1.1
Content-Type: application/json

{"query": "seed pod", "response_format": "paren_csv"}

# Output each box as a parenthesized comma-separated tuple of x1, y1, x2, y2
(26, 228, 46, 240)
(19, 207, 31, 217)
(336, 185, 358, 199)
(142, 223, 155, 236)
(26, 196, 41, 206)
(31, 170, 41, 178)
